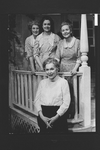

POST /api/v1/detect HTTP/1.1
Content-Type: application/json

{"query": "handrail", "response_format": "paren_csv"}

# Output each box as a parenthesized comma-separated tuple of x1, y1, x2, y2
(10, 69, 83, 122)
(12, 69, 83, 76)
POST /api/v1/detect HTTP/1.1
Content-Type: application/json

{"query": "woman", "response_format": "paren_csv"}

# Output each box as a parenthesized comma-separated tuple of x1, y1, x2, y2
(25, 20, 40, 72)
(56, 20, 81, 118)
(33, 16, 60, 71)
(34, 58, 70, 134)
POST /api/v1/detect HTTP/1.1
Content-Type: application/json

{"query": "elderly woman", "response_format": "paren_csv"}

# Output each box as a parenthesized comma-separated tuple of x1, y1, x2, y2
(25, 20, 40, 72)
(34, 58, 70, 134)
(55, 20, 81, 118)
(33, 15, 60, 71)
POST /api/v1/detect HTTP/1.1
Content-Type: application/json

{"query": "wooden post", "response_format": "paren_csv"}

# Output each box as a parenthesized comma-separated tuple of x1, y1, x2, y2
(73, 75, 78, 120)
(79, 14, 91, 127)
(17, 73, 21, 105)
(21, 74, 24, 107)
(24, 74, 28, 109)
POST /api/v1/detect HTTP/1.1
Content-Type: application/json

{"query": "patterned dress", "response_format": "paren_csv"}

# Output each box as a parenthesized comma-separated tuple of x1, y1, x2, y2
(56, 36, 81, 72)
(34, 32, 60, 70)
(56, 36, 81, 118)
(25, 35, 36, 59)
(25, 35, 36, 70)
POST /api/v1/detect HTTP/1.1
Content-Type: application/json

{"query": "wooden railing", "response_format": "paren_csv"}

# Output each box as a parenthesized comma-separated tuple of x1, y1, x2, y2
(9, 14, 92, 129)
(9, 69, 83, 123)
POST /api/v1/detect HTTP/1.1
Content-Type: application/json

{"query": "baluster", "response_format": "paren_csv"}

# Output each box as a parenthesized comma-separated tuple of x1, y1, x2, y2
(28, 74, 33, 111)
(14, 73, 17, 103)
(24, 74, 28, 110)
(21, 74, 24, 107)
(17, 73, 21, 105)
(33, 75, 38, 100)
(73, 75, 78, 120)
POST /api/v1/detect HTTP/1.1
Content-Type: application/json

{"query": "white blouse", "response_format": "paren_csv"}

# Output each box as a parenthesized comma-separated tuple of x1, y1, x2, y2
(34, 77, 71, 116)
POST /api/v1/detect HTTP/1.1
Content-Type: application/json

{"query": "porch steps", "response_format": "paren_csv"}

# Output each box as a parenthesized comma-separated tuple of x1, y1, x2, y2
(9, 107, 40, 133)
(9, 107, 95, 133)
(67, 118, 95, 132)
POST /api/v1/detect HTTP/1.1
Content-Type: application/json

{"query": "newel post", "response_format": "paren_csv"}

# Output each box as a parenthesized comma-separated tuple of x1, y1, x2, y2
(79, 14, 91, 127)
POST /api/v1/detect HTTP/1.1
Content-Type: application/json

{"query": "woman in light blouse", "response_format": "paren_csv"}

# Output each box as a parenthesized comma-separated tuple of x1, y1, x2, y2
(56, 20, 81, 118)
(34, 58, 70, 133)
(33, 15, 60, 71)
(25, 20, 40, 72)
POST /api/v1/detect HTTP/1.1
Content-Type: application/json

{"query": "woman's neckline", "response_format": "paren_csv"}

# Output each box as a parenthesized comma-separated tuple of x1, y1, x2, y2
(43, 31, 52, 36)
(48, 75, 60, 83)
(65, 36, 73, 43)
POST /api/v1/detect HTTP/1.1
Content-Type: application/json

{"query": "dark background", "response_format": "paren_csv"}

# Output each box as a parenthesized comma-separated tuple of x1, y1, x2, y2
(0, 0, 100, 150)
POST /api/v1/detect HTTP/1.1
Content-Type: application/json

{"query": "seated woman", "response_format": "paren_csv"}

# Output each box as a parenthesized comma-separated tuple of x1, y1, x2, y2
(34, 58, 71, 134)
(25, 20, 40, 72)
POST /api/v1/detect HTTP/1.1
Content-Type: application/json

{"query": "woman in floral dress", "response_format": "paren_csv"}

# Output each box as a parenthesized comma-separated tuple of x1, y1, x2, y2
(25, 20, 40, 72)
(33, 15, 60, 71)
(56, 20, 81, 118)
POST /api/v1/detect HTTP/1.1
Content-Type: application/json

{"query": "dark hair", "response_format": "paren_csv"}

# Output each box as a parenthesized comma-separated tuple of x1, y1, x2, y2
(40, 15, 54, 33)
(28, 20, 40, 33)
(43, 58, 60, 71)
(60, 19, 73, 36)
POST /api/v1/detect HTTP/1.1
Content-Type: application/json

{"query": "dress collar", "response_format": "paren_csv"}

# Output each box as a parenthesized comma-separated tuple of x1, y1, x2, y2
(37, 32, 55, 47)
(63, 36, 76, 48)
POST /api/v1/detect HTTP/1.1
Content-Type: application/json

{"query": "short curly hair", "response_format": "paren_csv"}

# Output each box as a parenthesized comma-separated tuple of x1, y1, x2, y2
(60, 19, 73, 36)
(43, 58, 60, 71)
(28, 20, 40, 33)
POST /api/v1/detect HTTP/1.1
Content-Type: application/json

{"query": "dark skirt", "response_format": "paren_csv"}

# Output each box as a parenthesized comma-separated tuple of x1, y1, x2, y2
(65, 76, 75, 119)
(37, 105, 68, 134)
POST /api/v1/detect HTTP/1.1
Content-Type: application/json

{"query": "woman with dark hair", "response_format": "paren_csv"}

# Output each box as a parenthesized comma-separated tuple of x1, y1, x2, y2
(33, 16, 60, 71)
(25, 20, 40, 72)
(34, 58, 70, 134)
(55, 19, 81, 118)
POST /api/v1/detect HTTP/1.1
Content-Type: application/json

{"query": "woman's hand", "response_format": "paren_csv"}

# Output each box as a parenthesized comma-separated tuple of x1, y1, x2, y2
(42, 116, 52, 128)
(49, 114, 60, 127)
(39, 111, 51, 128)
(40, 66, 44, 72)
(70, 69, 77, 76)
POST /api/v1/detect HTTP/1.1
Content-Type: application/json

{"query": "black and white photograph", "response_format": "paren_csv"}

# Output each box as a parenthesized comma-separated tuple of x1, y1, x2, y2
(0, 0, 100, 149)
(8, 13, 97, 134)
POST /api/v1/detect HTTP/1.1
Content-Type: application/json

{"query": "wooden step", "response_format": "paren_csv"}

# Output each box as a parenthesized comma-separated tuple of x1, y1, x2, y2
(67, 118, 83, 124)
(68, 119, 95, 132)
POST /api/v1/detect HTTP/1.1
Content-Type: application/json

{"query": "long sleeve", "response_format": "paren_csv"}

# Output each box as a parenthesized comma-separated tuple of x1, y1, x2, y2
(25, 38, 33, 59)
(34, 81, 42, 115)
(33, 40, 40, 58)
(54, 34, 61, 46)
(57, 80, 71, 116)
(55, 41, 62, 62)
(75, 39, 81, 64)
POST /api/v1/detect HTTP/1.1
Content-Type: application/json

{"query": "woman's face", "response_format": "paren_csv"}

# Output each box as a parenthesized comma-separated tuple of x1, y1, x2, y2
(45, 63, 57, 80)
(32, 24, 39, 36)
(61, 24, 72, 39)
(42, 20, 51, 32)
